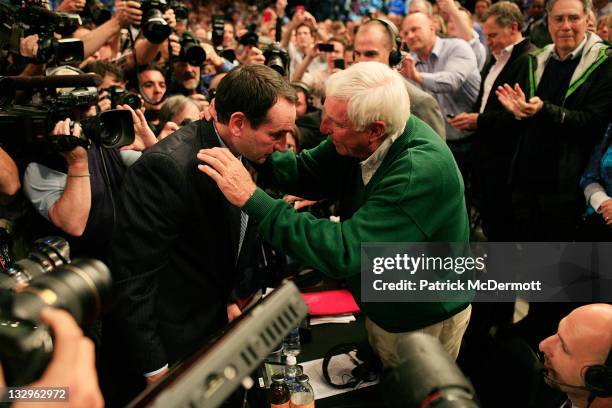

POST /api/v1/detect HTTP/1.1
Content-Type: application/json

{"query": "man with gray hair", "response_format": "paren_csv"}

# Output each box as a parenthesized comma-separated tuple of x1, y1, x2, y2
(496, 0, 612, 242)
(494, 0, 612, 350)
(198, 61, 472, 366)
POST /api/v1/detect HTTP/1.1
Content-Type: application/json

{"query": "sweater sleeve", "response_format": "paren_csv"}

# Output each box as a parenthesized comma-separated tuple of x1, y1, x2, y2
(244, 158, 435, 279)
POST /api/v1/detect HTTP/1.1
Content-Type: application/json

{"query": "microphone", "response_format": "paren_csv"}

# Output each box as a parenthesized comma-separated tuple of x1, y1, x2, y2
(537, 362, 589, 391)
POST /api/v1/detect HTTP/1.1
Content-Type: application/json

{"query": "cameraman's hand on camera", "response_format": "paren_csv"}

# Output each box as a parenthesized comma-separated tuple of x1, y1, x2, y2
(117, 105, 157, 150)
(19, 35, 39, 59)
(57, 0, 85, 13)
(114, 0, 142, 27)
(158, 121, 179, 140)
(53, 119, 88, 166)
(11, 308, 104, 408)
(236, 45, 265, 65)
(98, 91, 112, 112)
(163, 8, 176, 29)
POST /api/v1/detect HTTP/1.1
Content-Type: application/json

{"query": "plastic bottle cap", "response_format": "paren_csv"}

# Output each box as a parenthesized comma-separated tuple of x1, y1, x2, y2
(286, 355, 297, 365)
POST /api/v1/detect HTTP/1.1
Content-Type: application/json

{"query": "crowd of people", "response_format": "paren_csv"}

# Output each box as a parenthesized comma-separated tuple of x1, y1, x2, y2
(0, 0, 611, 406)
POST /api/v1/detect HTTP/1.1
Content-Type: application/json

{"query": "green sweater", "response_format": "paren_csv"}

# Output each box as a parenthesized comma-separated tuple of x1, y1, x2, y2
(243, 115, 470, 332)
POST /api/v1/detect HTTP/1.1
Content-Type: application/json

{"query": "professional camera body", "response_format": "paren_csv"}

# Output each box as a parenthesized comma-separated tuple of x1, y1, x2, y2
(0, 0, 83, 65)
(0, 72, 135, 159)
(101, 85, 143, 110)
(0, 237, 112, 386)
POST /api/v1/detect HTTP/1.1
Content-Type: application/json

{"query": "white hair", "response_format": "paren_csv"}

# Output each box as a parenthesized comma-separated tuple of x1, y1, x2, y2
(325, 61, 410, 137)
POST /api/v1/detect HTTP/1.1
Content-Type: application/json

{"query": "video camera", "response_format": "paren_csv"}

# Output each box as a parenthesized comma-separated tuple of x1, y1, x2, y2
(0, 72, 135, 158)
(178, 32, 206, 67)
(0, 236, 112, 386)
(0, 0, 83, 65)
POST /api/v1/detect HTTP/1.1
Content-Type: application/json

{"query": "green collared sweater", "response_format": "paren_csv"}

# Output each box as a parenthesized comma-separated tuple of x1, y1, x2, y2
(243, 115, 470, 332)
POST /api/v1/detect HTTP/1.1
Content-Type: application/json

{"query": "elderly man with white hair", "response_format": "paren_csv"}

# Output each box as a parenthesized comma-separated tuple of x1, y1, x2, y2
(198, 61, 472, 367)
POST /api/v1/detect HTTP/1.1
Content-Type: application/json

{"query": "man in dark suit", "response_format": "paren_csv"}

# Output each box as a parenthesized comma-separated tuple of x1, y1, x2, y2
(448, 1, 534, 241)
(105, 65, 297, 404)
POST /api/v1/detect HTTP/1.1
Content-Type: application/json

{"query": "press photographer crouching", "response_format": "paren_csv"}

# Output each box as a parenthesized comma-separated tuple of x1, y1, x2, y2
(0, 237, 111, 407)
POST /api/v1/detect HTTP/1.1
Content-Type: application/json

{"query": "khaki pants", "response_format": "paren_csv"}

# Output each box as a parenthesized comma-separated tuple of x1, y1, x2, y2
(365, 305, 472, 368)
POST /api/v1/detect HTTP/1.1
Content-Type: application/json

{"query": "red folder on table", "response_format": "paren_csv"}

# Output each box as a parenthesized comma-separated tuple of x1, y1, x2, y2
(301, 289, 360, 316)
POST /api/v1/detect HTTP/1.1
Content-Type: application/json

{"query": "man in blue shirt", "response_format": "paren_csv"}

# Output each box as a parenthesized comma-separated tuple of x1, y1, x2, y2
(400, 12, 481, 176)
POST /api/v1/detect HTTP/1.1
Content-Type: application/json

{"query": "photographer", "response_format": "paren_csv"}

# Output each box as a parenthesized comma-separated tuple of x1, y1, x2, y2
(0, 308, 104, 408)
(22, 97, 155, 261)
(134, 64, 166, 130)
(82, 60, 127, 111)
(79, 0, 177, 71)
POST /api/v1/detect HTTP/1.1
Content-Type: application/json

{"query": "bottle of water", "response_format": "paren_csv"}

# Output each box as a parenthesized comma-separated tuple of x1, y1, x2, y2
(284, 355, 299, 392)
(290, 374, 315, 408)
(282, 326, 301, 357)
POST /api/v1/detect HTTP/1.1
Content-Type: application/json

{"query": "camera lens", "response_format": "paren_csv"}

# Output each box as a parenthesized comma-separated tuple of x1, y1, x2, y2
(183, 43, 206, 67)
(117, 93, 143, 110)
(142, 8, 171, 44)
(267, 56, 285, 76)
(0, 237, 70, 291)
(11, 258, 112, 325)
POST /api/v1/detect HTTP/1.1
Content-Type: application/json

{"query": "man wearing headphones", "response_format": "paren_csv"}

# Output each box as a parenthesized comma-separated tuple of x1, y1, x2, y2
(540, 304, 612, 408)
(353, 18, 447, 140)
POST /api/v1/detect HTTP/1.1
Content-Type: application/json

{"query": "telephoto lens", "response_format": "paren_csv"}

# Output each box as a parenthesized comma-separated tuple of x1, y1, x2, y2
(0, 258, 112, 386)
(0, 236, 70, 291)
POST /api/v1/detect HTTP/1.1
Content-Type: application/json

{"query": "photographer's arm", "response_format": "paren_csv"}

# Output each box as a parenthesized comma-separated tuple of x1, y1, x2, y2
(47, 121, 90, 237)
(0, 147, 20, 196)
(80, 0, 142, 59)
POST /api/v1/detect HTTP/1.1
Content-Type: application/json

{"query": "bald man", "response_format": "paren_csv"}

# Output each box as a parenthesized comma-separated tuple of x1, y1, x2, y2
(400, 12, 480, 176)
(353, 19, 446, 139)
(540, 304, 612, 408)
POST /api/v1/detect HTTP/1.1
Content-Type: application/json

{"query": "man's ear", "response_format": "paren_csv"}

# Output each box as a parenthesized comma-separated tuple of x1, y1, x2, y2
(228, 112, 247, 137)
(368, 121, 387, 143)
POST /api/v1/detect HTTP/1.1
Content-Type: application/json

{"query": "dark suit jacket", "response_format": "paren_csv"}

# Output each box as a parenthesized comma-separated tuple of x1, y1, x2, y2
(473, 38, 535, 168)
(109, 120, 258, 374)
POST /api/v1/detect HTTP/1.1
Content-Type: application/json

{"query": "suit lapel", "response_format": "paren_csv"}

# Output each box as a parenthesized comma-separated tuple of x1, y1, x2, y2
(199, 120, 242, 265)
